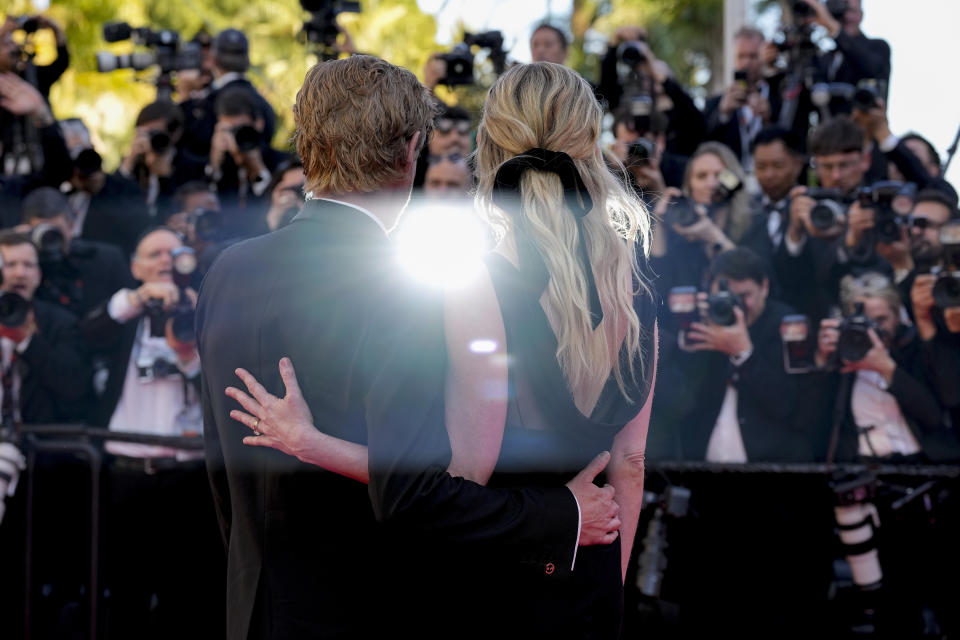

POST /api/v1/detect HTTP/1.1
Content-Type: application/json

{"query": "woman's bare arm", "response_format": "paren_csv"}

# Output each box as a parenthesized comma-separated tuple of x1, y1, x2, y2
(605, 320, 658, 581)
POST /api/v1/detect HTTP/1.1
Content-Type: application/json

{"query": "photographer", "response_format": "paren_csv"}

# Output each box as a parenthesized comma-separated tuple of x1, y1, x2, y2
(423, 154, 472, 200)
(775, 116, 891, 321)
(0, 15, 69, 100)
(738, 126, 806, 274)
(597, 26, 705, 157)
(0, 231, 91, 424)
(650, 142, 751, 304)
(21, 187, 134, 318)
(703, 28, 773, 171)
(63, 143, 151, 256)
(851, 101, 958, 205)
(611, 109, 686, 192)
(205, 86, 284, 236)
(78, 227, 221, 636)
(653, 248, 809, 462)
(118, 100, 195, 217)
(530, 24, 568, 65)
(812, 272, 947, 461)
(0, 72, 72, 223)
(179, 28, 276, 159)
(798, 0, 891, 105)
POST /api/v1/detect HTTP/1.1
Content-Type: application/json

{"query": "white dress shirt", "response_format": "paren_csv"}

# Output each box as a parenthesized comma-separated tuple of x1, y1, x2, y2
(105, 290, 202, 459)
(851, 370, 921, 458)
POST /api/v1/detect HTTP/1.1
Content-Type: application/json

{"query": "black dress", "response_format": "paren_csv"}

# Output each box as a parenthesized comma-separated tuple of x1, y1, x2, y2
(478, 252, 658, 639)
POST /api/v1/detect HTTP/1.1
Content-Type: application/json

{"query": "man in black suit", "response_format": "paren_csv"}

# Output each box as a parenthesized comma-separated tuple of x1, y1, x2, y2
(62, 145, 152, 256)
(198, 55, 619, 639)
(703, 27, 773, 172)
(0, 231, 89, 423)
(179, 28, 276, 160)
(651, 247, 810, 462)
(20, 186, 134, 318)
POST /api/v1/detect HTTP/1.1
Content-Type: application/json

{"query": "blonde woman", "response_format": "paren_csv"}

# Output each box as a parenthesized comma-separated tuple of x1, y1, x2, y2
(651, 141, 752, 296)
(226, 62, 657, 635)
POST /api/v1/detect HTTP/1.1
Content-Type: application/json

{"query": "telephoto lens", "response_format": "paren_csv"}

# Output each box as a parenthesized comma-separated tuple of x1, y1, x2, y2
(150, 130, 172, 154)
(233, 125, 261, 153)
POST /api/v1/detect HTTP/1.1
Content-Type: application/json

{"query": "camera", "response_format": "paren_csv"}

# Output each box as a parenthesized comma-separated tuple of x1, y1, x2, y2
(617, 40, 647, 67)
(805, 187, 848, 231)
(438, 31, 507, 86)
(143, 246, 197, 343)
(713, 168, 742, 204)
(664, 196, 701, 228)
(30, 224, 67, 265)
(706, 279, 744, 326)
(836, 302, 878, 362)
(96, 22, 203, 86)
(627, 137, 656, 165)
(0, 292, 31, 329)
(233, 125, 261, 153)
(857, 181, 907, 244)
(149, 130, 172, 154)
(300, 0, 360, 53)
(15, 15, 40, 34)
(932, 222, 960, 309)
(190, 207, 225, 242)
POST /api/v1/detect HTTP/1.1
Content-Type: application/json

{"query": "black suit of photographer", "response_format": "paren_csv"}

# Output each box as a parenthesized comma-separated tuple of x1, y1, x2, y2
(0, 121, 72, 227)
(14, 299, 91, 423)
(819, 30, 890, 99)
(919, 331, 960, 461)
(35, 238, 135, 320)
(651, 299, 812, 462)
(597, 47, 705, 157)
(179, 77, 277, 160)
(74, 173, 152, 256)
(804, 326, 948, 463)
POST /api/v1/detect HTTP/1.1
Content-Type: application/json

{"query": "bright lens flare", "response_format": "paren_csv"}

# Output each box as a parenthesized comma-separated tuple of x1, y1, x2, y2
(396, 205, 488, 289)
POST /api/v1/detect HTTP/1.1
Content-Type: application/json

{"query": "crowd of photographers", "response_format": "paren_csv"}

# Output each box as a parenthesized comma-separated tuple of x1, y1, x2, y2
(0, 0, 958, 635)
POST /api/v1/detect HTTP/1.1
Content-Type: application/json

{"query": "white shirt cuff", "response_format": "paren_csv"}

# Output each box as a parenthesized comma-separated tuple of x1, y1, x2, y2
(879, 133, 901, 154)
(568, 486, 582, 571)
(251, 168, 272, 197)
(108, 289, 142, 323)
(15, 335, 33, 353)
(730, 347, 754, 367)
(784, 232, 807, 256)
(177, 354, 201, 378)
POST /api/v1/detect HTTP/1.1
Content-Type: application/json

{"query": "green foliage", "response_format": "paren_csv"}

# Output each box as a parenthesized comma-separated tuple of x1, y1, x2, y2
(3, 0, 440, 169)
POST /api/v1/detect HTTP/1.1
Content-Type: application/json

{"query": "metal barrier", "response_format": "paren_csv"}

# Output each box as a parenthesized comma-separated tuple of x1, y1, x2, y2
(14, 425, 204, 640)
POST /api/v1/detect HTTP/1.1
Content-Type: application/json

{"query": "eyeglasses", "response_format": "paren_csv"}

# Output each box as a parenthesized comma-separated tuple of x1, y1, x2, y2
(428, 153, 465, 165)
(908, 216, 944, 232)
(811, 156, 862, 174)
(435, 119, 472, 135)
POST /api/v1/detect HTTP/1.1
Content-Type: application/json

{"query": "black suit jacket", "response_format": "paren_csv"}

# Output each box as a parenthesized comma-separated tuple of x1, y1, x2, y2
(17, 299, 91, 424)
(197, 199, 578, 639)
(650, 300, 813, 462)
(79, 174, 152, 256)
(36, 238, 135, 319)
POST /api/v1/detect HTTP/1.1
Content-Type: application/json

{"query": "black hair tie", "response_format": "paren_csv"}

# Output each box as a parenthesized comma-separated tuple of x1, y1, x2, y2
(491, 148, 603, 329)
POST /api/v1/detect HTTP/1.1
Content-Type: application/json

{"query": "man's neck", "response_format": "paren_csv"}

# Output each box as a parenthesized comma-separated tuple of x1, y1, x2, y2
(316, 189, 410, 233)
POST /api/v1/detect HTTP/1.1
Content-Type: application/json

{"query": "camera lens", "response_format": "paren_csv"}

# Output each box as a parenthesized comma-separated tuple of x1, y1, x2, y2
(707, 295, 738, 326)
(667, 197, 700, 228)
(0, 293, 30, 328)
(837, 325, 873, 362)
(233, 125, 260, 153)
(150, 131, 172, 154)
(618, 42, 647, 67)
(933, 273, 960, 309)
(810, 200, 842, 231)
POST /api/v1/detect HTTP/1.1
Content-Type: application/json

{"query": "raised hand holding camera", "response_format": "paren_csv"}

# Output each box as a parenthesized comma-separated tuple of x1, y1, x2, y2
(686, 291, 752, 357)
(844, 200, 874, 249)
(838, 328, 896, 382)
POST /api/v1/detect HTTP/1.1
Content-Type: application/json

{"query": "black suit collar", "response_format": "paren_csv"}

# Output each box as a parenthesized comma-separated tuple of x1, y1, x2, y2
(293, 198, 389, 238)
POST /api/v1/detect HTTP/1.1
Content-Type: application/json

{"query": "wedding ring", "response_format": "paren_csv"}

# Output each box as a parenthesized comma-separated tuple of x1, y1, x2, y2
(252, 417, 262, 436)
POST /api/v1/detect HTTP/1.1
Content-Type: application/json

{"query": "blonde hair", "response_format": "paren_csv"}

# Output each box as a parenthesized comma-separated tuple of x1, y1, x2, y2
(840, 272, 901, 315)
(474, 62, 653, 407)
(683, 142, 753, 243)
(293, 55, 436, 194)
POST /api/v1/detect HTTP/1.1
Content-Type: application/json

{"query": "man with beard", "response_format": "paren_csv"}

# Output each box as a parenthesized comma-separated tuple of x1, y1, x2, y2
(874, 189, 956, 318)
